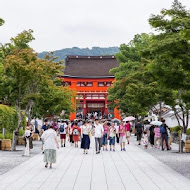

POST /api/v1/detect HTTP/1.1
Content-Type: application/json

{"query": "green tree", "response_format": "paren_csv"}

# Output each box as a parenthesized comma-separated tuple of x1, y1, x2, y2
(146, 0, 190, 133)
(0, 18, 4, 26)
(32, 84, 74, 120)
(1, 30, 73, 150)
(108, 33, 163, 118)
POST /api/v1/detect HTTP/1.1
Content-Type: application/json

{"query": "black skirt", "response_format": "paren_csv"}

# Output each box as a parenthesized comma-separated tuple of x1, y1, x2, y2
(81, 134, 90, 149)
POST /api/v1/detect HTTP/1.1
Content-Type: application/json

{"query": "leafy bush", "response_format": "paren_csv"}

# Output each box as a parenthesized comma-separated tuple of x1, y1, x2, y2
(0, 133, 4, 139)
(0, 132, 13, 140)
(186, 128, 190, 135)
(5, 132, 13, 140)
(19, 129, 25, 136)
(170, 126, 181, 133)
(0, 105, 18, 133)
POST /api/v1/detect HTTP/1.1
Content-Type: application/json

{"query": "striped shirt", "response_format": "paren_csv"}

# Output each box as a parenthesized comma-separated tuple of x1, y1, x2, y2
(154, 127, 161, 137)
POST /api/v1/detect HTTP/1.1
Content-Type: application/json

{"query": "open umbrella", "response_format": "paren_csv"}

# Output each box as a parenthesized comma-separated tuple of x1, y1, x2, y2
(123, 116, 135, 121)
(150, 121, 162, 126)
(112, 118, 121, 124)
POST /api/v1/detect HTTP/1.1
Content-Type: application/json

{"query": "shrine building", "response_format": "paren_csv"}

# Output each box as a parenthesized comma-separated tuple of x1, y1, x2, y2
(60, 55, 121, 120)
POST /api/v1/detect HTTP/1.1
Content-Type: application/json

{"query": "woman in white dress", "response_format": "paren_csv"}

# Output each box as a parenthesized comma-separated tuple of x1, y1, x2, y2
(41, 125, 59, 168)
(23, 126, 31, 156)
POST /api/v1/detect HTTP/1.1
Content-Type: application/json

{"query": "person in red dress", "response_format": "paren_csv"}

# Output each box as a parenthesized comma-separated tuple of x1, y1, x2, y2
(72, 122, 81, 148)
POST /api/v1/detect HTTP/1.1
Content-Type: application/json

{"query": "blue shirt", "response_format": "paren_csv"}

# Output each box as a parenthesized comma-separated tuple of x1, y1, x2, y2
(42, 125, 49, 131)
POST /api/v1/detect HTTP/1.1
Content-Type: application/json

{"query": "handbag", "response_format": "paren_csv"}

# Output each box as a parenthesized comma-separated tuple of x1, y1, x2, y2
(88, 130, 92, 138)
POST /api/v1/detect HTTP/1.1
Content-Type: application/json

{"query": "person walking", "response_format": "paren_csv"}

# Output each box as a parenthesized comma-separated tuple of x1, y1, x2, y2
(59, 120, 68, 147)
(23, 126, 31, 156)
(167, 126, 171, 150)
(34, 118, 39, 134)
(154, 125, 161, 149)
(81, 121, 91, 154)
(69, 121, 74, 146)
(160, 120, 170, 151)
(142, 131, 148, 149)
(114, 122, 119, 144)
(28, 124, 34, 150)
(41, 119, 49, 153)
(41, 125, 59, 169)
(94, 119, 104, 154)
(52, 120, 59, 132)
(102, 121, 109, 151)
(72, 122, 81, 148)
(135, 120, 143, 145)
(149, 125, 155, 148)
(119, 121, 126, 151)
(125, 121, 131, 144)
(41, 119, 49, 134)
(109, 123, 116, 151)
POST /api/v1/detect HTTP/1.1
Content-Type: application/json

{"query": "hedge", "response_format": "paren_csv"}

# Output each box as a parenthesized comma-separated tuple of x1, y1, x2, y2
(0, 104, 18, 133)
(186, 128, 190, 135)
(170, 126, 181, 133)
(170, 126, 190, 135)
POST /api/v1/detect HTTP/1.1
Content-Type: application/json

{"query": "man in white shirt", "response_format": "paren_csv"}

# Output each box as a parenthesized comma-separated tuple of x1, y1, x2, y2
(94, 119, 104, 154)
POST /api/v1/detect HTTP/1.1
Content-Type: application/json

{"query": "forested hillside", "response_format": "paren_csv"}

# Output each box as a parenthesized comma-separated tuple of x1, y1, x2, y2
(38, 47, 119, 61)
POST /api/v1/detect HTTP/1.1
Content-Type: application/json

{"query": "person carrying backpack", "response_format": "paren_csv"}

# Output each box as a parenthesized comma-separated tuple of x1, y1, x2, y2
(160, 119, 170, 151)
(72, 122, 81, 148)
(59, 120, 68, 147)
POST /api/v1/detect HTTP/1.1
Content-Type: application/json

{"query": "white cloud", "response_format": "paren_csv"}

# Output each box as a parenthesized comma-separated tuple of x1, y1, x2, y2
(0, 0, 190, 52)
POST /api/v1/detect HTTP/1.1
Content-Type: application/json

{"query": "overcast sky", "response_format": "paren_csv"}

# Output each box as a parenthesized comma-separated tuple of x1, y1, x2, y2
(0, 0, 190, 52)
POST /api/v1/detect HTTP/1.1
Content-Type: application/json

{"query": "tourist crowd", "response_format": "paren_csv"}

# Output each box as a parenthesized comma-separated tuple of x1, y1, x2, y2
(23, 118, 171, 169)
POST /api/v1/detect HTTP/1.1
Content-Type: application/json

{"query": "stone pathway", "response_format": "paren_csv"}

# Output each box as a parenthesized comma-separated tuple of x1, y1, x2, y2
(0, 138, 190, 190)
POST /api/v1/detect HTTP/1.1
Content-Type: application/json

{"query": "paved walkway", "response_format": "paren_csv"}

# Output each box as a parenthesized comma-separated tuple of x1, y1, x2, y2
(0, 138, 190, 190)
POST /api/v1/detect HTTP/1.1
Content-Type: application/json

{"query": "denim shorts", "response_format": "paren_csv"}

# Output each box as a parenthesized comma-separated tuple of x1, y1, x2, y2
(109, 136, 115, 145)
(102, 134, 108, 145)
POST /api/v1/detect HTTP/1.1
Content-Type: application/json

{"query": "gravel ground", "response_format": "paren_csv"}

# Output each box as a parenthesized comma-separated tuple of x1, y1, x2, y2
(0, 140, 42, 175)
(131, 135, 190, 180)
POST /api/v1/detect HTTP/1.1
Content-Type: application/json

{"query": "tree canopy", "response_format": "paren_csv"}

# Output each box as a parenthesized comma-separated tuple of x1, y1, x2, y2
(0, 24, 74, 150)
(109, 0, 190, 132)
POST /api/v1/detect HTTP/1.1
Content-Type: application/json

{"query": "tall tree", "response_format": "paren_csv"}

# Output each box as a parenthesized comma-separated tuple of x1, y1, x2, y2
(1, 30, 73, 150)
(32, 84, 75, 120)
(108, 33, 164, 118)
(146, 0, 190, 132)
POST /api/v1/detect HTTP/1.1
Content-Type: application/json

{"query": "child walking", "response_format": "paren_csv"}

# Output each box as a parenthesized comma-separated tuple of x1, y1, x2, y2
(109, 123, 116, 151)
(142, 131, 148, 149)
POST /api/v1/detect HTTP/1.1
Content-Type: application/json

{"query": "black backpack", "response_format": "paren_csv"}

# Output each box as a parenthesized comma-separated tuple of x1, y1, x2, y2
(160, 124, 166, 134)
(60, 125, 65, 133)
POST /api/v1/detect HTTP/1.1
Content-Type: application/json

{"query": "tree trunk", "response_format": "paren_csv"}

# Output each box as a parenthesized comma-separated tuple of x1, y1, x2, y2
(12, 104, 25, 151)
(159, 102, 162, 121)
(179, 132, 184, 153)
(12, 112, 23, 151)
(26, 100, 34, 125)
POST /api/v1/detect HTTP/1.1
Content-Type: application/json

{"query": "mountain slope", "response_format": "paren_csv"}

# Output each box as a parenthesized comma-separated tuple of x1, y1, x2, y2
(38, 47, 120, 61)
